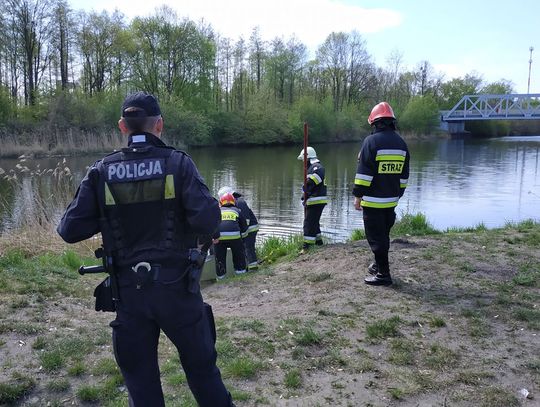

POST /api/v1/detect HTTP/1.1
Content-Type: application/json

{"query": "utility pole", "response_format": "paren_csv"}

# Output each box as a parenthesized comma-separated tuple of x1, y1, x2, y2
(527, 46, 534, 94)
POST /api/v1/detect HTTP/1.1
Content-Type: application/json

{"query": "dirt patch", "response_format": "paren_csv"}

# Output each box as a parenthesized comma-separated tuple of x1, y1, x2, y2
(1, 231, 539, 406)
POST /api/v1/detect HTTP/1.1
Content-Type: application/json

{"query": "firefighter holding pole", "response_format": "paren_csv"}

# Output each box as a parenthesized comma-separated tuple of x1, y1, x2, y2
(298, 123, 328, 251)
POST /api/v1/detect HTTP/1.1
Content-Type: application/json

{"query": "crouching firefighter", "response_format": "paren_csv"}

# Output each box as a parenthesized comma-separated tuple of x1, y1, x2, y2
(57, 91, 234, 407)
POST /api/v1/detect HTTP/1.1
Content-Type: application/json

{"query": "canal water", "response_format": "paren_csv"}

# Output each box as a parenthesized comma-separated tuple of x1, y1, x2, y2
(1, 136, 539, 242)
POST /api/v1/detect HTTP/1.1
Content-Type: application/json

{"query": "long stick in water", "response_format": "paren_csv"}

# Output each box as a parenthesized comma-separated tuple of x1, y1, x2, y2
(303, 122, 308, 215)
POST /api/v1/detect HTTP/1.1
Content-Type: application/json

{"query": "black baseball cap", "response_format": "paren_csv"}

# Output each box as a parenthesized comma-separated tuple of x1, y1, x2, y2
(121, 91, 161, 117)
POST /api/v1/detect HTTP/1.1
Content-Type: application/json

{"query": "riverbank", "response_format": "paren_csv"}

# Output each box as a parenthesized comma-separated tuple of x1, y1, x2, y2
(0, 130, 447, 159)
(0, 221, 539, 406)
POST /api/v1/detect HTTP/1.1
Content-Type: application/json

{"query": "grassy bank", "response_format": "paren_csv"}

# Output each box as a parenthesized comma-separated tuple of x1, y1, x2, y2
(0, 219, 539, 406)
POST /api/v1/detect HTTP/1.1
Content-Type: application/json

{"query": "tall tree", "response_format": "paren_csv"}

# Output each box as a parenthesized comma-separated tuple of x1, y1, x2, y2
(5, 0, 54, 105)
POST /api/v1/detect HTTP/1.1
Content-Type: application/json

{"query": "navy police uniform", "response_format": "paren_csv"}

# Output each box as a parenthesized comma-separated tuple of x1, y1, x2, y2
(353, 126, 410, 282)
(58, 127, 233, 406)
(302, 160, 328, 249)
(214, 203, 248, 277)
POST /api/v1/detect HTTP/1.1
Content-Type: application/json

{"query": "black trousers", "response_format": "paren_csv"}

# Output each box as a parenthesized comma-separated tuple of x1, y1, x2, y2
(111, 271, 231, 407)
(244, 231, 258, 266)
(303, 204, 325, 248)
(214, 238, 247, 276)
(362, 207, 396, 274)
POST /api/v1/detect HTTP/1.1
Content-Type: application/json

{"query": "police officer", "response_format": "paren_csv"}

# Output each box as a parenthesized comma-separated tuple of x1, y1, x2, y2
(218, 186, 260, 269)
(353, 102, 410, 286)
(298, 146, 328, 250)
(57, 92, 234, 406)
(213, 192, 249, 278)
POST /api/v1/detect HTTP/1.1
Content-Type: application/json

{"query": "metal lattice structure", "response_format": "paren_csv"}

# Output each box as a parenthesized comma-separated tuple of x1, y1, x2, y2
(441, 94, 540, 121)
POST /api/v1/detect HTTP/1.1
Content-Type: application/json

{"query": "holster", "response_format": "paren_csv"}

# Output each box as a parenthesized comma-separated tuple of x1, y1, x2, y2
(188, 265, 202, 294)
(93, 277, 116, 312)
(187, 248, 207, 294)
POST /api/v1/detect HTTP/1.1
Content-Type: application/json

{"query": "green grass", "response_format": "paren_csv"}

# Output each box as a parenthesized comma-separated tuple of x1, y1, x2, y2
(512, 263, 539, 287)
(284, 369, 302, 388)
(366, 316, 401, 340)
(0, 248, 82, 297)
(424, 344, 459, 370)
(223, 357, 264, 379)
(388, 338, 415, 365)
(478, 386, 519, 407)
(77, 385, 101, 402)
(428, 316, 446, 328)
(308, 272, 332, 282)
(0, 375, 35, 404)
(351, 212, 440, 240)
(295, 327, 323, 346)
(350, 228, 365, 241)
(40, 350, 65, 372)
(46, 379, 70, 392)
(256, 235, 302, 264)
(392, 213, 440, 236)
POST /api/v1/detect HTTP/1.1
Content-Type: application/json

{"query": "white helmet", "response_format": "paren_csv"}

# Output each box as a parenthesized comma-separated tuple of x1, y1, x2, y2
(218, 186, 234, 198)
(297, 146, 317, 160)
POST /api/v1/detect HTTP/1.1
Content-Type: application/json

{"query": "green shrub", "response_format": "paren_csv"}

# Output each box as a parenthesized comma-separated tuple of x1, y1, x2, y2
(392, 212, 439, 236)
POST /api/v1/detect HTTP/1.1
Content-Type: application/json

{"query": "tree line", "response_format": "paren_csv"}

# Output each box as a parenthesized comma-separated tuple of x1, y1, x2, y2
(0, 0, 516, 152)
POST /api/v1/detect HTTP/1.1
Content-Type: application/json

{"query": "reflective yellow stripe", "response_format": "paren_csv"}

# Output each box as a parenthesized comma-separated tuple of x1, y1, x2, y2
(164, 174, 175, 199)
(308, 174, 321, 185)
(400, 184, 407, 188)
(354, 179, 371, 186)
(307, 199, 328, 205)
(361, 200, 398, 208)
(105, 183, 115, 205)
(376, 155, 405, 162)
(219, 235, 242, 240)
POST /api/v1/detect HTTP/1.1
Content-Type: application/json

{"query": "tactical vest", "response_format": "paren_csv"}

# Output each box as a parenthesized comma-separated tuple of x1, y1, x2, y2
(96, 144, 188, 268)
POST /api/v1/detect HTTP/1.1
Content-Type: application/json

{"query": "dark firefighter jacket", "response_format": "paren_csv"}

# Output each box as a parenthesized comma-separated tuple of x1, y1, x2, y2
(214, 205, 248, 241)
(234, 196, 259, 235)
(353, 128, 410, 208)
(57, 133, 220, 268)
(304, 160, 328, 206)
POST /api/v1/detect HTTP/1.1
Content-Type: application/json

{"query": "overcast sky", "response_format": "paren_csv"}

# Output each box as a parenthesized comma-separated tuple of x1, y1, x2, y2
(71, 0, 540, 94)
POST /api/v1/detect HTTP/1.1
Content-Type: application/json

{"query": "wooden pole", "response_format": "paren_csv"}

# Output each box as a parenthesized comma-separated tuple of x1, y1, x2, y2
(303, 122, 308, 215)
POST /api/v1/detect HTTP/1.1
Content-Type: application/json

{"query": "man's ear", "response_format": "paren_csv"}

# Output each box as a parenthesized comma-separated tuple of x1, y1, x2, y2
(118, 118, 129, 135)
(155, 117, 164, 135)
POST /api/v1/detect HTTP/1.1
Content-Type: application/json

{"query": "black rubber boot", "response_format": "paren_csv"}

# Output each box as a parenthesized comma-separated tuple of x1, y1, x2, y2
(364, 272, 392, 286)
(367, 262, 378, 275)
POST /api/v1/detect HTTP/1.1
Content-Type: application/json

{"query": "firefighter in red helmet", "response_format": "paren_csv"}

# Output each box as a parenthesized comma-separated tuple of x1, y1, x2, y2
(353, 102, 410, 286)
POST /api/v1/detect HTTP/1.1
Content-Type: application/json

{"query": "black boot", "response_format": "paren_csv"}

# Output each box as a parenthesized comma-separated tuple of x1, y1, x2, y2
(364, 272, 392, 286)
(367, 262, 378, 275)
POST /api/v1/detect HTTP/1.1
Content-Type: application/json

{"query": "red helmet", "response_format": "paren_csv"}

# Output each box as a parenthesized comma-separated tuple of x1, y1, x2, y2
(219, 192, 236, 206)
(368, 102, 396, 125)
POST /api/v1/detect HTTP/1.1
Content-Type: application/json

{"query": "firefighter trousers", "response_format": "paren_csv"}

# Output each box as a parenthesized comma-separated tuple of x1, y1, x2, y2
(214, 238, 247, 276)
(303, 204, 325, 248)
(362, 206, 396, 273)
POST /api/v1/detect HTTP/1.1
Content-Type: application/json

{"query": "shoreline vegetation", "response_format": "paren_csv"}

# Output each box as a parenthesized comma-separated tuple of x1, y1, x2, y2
(0, 214, 538, 406)
(0, 129, 447, 159)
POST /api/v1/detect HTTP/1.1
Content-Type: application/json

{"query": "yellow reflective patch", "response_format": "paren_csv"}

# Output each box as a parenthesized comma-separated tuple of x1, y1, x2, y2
(164, 174, 175, 199)
(221, 211, 238, 221)
(355, 179, 371, 186)
(105, 183, 116, 205)
(378, 161, 404, 174)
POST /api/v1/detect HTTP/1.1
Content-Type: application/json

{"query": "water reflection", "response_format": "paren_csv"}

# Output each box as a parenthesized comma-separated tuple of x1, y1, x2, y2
(1, 136, 539, 241)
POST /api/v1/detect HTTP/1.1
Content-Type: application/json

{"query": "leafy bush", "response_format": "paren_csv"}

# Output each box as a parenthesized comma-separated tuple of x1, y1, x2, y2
(399, 95, 440, 134)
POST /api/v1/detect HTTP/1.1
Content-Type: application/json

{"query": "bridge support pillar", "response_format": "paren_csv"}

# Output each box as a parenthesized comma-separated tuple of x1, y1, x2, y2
(440, 120, 467, 136)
